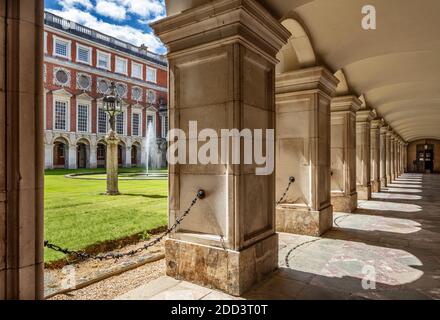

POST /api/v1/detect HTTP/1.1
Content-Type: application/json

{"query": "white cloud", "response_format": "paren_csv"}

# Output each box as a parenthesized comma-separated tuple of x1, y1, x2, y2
(95, 0, 127, 20)
(105, 0, 165, 19)
(59, 0, 94, 10)
(47, 7, 166, 53)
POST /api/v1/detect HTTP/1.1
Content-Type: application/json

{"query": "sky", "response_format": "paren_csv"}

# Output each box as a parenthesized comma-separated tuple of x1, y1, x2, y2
(44, 0, 167, 54)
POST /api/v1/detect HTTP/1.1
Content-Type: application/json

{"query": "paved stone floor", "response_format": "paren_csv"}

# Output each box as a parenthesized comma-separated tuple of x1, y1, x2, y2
(117, 174, 440, 300)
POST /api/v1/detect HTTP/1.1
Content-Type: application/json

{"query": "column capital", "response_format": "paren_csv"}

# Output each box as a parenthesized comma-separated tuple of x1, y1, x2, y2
(356, 107, 376, 123)
(151, 0, 291, 61)
(276, 66, 339, 98)
(330, 95, 362, 113)
(380, 123, 389, 134)
(371, 118, 384, 130)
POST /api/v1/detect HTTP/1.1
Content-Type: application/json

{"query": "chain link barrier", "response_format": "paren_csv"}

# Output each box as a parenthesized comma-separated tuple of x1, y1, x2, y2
(44, 189, 206, 262)
(276, 176, 295, 205)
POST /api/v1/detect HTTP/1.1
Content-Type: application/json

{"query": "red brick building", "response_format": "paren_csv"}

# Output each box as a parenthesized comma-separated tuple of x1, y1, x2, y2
(43, 11, 168, 169)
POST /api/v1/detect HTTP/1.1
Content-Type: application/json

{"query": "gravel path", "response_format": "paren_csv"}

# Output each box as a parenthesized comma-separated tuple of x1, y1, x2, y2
(49, 258, 166, 300)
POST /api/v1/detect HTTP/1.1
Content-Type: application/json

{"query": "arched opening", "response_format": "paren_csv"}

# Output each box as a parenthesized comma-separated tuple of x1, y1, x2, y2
(131, 143, 141, 168)
(53, 141, 67, 169)
(76, 139, 91, 169)
(97, 142, 106, 168)
(118, 142, 126, 167)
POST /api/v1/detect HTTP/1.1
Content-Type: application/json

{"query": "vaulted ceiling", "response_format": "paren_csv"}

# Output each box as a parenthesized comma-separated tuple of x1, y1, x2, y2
(165, 0, 440, 142)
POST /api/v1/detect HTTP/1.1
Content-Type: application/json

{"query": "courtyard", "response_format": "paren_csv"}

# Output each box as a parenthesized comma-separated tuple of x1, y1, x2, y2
(44, 169, 168, 263)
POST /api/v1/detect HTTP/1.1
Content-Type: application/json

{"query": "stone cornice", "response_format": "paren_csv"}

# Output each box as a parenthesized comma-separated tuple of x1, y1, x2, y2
(151, 0, 290, 61)
(370, 118, 383, 130)
(330, 95, 362, 114)
(276, 66, 339, 98)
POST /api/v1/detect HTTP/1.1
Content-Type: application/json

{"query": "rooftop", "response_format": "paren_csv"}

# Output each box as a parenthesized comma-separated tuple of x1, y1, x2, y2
(44, 11, 168, 67)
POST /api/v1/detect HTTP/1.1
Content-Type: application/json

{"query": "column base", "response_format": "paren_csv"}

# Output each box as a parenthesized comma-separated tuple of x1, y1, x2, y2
(380, 178, 387, 188)
(276, 204, 333, 236)
(165, 234, 278, 297)
(331, 192, 357, 213)
(356, 185, 371, 200)
(371, 180, 381, 193)
(386, 175, 392, 186)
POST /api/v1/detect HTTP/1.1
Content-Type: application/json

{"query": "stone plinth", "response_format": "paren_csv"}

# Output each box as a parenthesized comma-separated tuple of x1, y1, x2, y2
(330, 95, 360, 213)
(356, 108, 375, 200)
(151, 0, 290, 296)
(165, 234, 278, 297)
(275, 66, 338, 235)
(276, 204, 333, 236)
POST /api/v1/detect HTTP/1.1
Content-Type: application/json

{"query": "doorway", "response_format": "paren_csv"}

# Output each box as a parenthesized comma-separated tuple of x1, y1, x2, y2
(53, 142, 66, 168)
(416, 144, 434, 173)
(77, 143, 87, 168)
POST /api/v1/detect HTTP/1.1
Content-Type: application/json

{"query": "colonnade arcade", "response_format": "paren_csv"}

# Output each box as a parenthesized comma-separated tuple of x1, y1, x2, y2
(0, 0, 434, 299)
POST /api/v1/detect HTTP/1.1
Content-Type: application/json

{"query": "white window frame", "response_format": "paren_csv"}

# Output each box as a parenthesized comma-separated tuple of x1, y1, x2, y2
(115, 56, 128, 76)
(53, 35, 71, 60)
(76, 101, 91, 133)
(131, 110, 142, 137)
(97, 105, 108, 134)
(115, 107, 127, 136)
(44, 32, 48, 54)
(131, 61, 143, 80)
(146, 66, 157, 83)
(53, 97, 70, 132)
(76, 44, 92, 65)
(97, 50, 111, 71)
(161, 114, 168, 139)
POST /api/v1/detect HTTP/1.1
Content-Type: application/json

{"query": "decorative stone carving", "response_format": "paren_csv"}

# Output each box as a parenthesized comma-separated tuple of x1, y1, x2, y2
(76, 72, 92, 91)
(53, 67, 71, 87)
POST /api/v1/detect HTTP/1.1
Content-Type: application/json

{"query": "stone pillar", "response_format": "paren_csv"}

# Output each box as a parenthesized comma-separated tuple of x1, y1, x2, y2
(67, 144, 77, 169)
(392, 135, 398, 179)
(89, 143, 97, 169)
(386, 129, 393, 184)
(389, 133, 396, 181)
(45, 143, 54, 169)
(379, 125, 387, 188)
(330, 96, 360, 213)
(151, 0, 290, 296)
(370, 119, 382, 193)
(276, 67, 337, 234)
(403, 143, 408, 173)
(106, 132, 120, 195)
(0, 0, 45, 300)
(125, 145, 132, 168)
(356, 108, 375, 200)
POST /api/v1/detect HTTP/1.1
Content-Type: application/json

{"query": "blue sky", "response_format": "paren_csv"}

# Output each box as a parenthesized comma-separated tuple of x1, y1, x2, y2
(44, 0, 166, 54)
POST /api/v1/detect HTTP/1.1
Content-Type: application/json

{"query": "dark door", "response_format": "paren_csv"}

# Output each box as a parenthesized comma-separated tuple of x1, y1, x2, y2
(131, 145, 138, 167)
(53, 142, 66, 168)
(77, 143, 87, 168)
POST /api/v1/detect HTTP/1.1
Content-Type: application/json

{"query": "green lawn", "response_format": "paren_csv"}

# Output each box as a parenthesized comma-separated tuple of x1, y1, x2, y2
(44, 168, 168, 263)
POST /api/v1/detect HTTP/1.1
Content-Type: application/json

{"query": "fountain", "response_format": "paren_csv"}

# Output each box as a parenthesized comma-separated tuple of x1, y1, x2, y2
(145, 121, 160, 175)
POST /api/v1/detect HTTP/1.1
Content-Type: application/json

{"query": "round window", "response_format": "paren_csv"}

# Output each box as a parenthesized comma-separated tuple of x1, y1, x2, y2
(147, 90, 156, 103)
(55, 69, 69, 85)
(132, 87, 142, 101)
(77, 74, 91, 90)
(116, 83, 127, 97)
(98, 79, 109, 94)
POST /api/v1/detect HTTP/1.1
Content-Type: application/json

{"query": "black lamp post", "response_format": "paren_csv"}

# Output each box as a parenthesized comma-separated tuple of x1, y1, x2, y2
(103, 82, 123, 195)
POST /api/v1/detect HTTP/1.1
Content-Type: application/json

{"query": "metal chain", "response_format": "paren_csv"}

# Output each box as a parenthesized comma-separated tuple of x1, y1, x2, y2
(44, 189, 206, 262)
(276, 176, 295, 205)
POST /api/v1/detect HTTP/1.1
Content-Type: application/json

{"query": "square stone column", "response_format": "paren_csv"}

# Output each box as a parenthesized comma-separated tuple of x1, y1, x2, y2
(386, 129, 393, 183)
(275, 67, 338, 235)
(403, 143, 408, 172)
(1, 0, 45, 299)
(389, 133, 396, 181)
(379, 125, 388, 188)
(392, 134, 398, 179)
(370, 119, 382, 193)
(329, 96, 360, 212)
(68, 145, 77, 169)
(356, 108, 375, 200)
(151, 0, 290, 296)
(89, 143, 98, 169)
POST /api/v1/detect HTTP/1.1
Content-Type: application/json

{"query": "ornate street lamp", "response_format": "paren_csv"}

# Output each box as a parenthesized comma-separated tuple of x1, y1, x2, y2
(103, 82, 123, 195)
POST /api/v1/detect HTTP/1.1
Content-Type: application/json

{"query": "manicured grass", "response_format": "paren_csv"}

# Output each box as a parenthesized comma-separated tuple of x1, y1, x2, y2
(44, 168, 168, 263)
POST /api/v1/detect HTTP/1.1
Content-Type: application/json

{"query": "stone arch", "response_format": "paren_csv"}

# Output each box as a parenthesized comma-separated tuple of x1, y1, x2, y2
(118, 139, 127, 167)
(276, 17, 316, 74)
(53, 136, 70, 169)
(76, 138, 91, 169)
(131, 141, 142, 168)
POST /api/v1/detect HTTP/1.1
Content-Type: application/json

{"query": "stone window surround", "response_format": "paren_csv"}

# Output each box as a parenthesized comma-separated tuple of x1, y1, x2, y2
(53, 96, 70, 132)
(131, 61, 144, 80)
(96, 49, 111, 71)
(76, 43, 92, 66)
(76, 72, 92, 91)
(115, 56, 128, 76)
(97, 105, 108, 134)
(146, 66, 157, 83)
(146, 109, 156, 133)
(53, 66, 71, 87)
(53, 35, 72, 60)
(76, 100, 91, 133)
(131, 86, 143, 102)
(116, 106, 128, 136)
